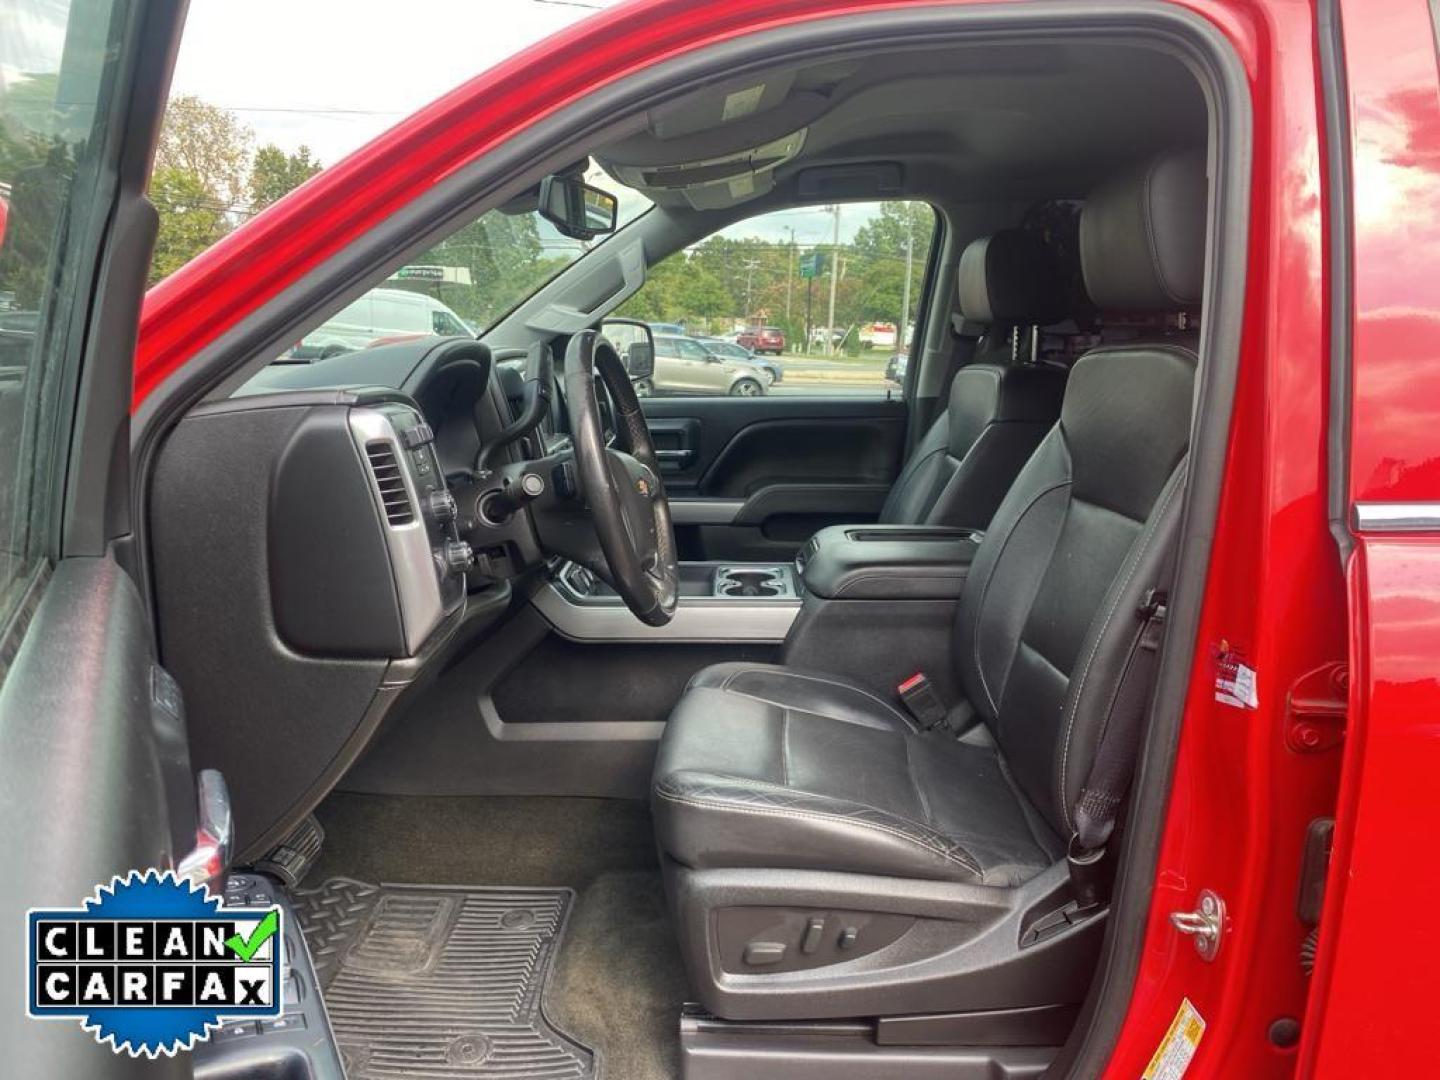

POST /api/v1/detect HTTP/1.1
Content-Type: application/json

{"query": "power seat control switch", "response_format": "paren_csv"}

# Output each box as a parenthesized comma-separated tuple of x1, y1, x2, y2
(801, 916, 826, 955)
(743, 942, 786, 967)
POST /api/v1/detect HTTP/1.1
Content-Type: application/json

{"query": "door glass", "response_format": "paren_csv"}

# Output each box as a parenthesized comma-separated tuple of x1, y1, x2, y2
(0, 0, 127, 625)
(613, 201, 937, 397)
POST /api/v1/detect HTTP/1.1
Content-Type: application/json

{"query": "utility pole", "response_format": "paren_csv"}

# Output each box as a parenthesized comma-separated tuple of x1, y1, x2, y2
(743, 259, 759, 324)
(900, 203, 915, 354)
(826, 204, 841, 356)
(785, 226, 795, 322)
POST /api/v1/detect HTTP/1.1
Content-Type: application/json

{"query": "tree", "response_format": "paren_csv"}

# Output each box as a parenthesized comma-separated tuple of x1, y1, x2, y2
(409, 212, 564, 328)
(149, 166, 229, 282)
(850, 201, 935, 333)
(155, 95, 254, 211)
(249, 144, 323, 211)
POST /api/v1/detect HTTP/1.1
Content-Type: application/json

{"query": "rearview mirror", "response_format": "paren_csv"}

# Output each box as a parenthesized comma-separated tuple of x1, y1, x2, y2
(601, 318, 655, 383)
(538, 175, 618, 241)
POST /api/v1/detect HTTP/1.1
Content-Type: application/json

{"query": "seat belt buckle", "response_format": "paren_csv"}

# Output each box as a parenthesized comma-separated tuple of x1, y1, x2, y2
(897, 672, 948, 730)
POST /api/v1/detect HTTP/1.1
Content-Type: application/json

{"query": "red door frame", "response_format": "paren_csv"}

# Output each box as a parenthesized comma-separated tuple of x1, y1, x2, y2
(132, 0, 1435, 1074)
(1297, 0, 1440, 1075)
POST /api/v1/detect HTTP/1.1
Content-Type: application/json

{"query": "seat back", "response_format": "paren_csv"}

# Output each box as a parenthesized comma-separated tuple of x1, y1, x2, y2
(954, 148, 1206, 837)
(880, 229, 1068, 530)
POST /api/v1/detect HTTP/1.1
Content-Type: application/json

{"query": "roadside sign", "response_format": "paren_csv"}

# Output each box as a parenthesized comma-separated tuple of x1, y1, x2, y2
(798, 251, 825, 279)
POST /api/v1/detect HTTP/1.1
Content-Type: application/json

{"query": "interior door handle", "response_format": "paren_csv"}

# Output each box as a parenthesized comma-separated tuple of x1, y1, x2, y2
(176, 768, 233, 890)
(655, 448, 696, 471)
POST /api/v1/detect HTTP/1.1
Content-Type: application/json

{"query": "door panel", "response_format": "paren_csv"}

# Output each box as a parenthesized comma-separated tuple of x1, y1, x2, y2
(0, 560, 190, 1078)
(0, 0, 191, 1070)
(642, 396, 907, 560)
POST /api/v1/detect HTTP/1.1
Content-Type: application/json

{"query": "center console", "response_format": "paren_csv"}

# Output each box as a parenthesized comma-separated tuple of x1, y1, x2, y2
(785, 524, 982, 706)
(534, 560, 801, 642)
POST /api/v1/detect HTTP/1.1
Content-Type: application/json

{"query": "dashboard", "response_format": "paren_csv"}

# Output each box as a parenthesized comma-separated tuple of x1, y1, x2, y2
(155, 333, 609, 858)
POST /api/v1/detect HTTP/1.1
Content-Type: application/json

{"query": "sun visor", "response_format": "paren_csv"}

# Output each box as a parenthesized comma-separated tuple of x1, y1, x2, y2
(606, 128, 805, 209)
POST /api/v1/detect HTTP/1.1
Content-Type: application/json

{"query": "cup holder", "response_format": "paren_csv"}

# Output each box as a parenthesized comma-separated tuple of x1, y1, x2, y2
(714, 567, 791, 599)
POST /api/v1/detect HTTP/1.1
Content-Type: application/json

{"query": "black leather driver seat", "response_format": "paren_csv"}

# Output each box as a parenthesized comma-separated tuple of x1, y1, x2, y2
(878, 229, 1069, 531)
(651, 148, 1208, 1020)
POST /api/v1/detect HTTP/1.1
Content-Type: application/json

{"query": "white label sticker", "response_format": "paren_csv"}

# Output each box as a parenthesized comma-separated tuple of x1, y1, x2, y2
(722, 85, 765, 121)
(1143, 997, 1206, 1080)
(1215, 658, 1258, 709)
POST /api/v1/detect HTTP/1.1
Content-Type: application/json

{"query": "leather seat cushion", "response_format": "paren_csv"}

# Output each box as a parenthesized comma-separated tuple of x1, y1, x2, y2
(652, 662, 1064, 886)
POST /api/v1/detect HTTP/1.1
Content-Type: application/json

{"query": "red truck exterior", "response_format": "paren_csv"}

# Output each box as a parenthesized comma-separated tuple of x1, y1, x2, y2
(133, 1, 1440, 1075)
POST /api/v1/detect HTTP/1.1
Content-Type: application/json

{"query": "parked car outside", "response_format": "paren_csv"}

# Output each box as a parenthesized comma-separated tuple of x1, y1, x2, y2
(293, 287, 471, 359)
(647, 321, 686, 336)
(653, 333, 769, 395)
(736, 325, 785, 354)
(697, 336, 783, 383)
(885, 352, 908, 385)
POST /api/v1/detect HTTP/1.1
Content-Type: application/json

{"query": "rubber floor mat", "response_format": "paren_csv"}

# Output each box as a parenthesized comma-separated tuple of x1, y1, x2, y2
(292, 877, 596, 1079)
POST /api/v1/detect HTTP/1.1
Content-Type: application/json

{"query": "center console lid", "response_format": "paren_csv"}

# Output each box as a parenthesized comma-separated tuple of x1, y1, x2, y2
(796, 524, 982, 601)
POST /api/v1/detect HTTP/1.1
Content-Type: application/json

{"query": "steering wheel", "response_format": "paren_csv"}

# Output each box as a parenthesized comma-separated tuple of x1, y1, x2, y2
(563, 330, 678, 626)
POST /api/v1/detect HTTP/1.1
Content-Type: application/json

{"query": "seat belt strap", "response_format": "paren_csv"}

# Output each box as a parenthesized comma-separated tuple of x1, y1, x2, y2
(1067, 546, 1178, 910)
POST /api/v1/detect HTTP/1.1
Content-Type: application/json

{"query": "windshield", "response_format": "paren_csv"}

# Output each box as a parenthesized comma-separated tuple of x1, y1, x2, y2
(274, 168, 647, 362)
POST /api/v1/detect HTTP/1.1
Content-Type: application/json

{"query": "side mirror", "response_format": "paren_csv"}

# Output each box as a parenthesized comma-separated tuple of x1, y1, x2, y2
(601, 318, 655, 382)
(538, 174, 618, 241)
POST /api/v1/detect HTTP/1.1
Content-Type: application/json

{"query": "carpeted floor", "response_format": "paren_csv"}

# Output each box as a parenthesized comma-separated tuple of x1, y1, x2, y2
(309, 793, 688, 1080)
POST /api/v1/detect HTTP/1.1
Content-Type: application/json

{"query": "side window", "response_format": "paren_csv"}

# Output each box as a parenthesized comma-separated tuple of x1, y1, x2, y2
(0, 0, 126, 628)
(614, 201, 936, 397)
(432, 310, 467, 336)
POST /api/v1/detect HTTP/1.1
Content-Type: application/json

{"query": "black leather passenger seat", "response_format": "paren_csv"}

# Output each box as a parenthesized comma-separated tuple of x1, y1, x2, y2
(879, 228, 1069, 531)
(650, 147, 1210, 1021)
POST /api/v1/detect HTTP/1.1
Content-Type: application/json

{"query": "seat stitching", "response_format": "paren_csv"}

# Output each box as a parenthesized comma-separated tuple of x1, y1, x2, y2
(905, 734, 934, 827)
(654, 787, 982, 877)
(667, 772, 925, 828)
(705, 685, 896, 732)
(780, 710, 790, 786)
(718, 667, 912, 729)
(1055, 467, 1184, 829)
(970, 478, 1072, 714)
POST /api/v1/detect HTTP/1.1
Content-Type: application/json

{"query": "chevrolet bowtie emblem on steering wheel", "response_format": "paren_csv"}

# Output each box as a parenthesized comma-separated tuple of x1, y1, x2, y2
(636, 478, 651, 496)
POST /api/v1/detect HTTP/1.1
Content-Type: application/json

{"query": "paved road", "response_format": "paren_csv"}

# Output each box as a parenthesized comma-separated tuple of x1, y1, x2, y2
(769, 384, 899, 398)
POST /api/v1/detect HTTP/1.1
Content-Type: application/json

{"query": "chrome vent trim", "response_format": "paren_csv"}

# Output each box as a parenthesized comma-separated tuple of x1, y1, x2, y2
(365, 440, 415, 526)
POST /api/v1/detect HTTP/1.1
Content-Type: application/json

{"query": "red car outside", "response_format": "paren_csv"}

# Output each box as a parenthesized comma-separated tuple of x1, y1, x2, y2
(736, 325, 785, 354)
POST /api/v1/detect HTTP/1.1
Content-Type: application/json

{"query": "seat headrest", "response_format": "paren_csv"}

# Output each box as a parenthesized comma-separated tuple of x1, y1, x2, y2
(1080, 148, 1207, 311)
(957, 228, 1066, 326)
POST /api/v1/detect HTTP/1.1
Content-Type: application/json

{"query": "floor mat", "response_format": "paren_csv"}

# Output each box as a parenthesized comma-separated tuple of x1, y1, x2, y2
(293, 877, 596, 1080)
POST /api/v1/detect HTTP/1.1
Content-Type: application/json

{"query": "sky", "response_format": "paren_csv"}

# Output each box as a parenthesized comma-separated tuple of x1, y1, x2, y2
(166, 0, 877, 245)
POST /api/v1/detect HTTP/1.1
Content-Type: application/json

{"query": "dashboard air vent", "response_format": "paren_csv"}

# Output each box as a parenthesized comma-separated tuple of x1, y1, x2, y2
(365, 441, 414, 525)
